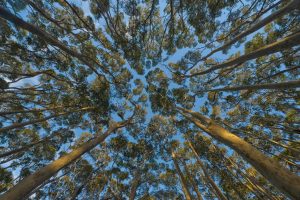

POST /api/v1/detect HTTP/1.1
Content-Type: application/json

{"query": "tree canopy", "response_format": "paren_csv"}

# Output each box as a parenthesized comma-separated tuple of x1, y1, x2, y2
(0, 0, 299, 199)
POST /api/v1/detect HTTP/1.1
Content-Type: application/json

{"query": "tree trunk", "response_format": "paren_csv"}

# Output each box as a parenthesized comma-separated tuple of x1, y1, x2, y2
(129, 171, 141, 200)
(0, 69, 70, 84)
(181, 160, 203, 200)
(248, 171, 281, 200)
(179, 107, 300, 199)
(200, 0, 300, 61)
(70, 168, 99, 200)
(189, 31, 300, 77)
(172, 153, 193, 200)
(188, 141, 227, 200)
(0, 112, 66, 133)
(219, 149, 278, 200)
(0, 122, 125, 200)
(0, 107, 93, 133)
(0, 138, 47, 158)
(0, 105, 67, 116)
(198, 80, 300, 93)
(0, 7, 103, 76)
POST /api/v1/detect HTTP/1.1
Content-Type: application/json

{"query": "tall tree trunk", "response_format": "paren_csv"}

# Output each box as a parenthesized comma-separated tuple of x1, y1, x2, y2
(217, 147, 278, 200)
(188, 141, 227, 200)
(0, 138, 48, 158)
(0, 105, 68, 116)
(0, 7, 105, 76)
(70, 168, 100, 200)
(200, 0, 300, 61)
(198, 80, 300, 93)
(181, 160, 203, 200)
(189, 31, 300, 77)
(0, 122, 127, 200)
(179, 107, 300, 199)
(0, 69, 71, 85)
(23, 171, 71, 200)
(226, 164, 264, 200)
(0, 107, 93, 133)
(246, 174, 279, 200)
(129, 171, 141, 200)
(172, 153, 193, 200)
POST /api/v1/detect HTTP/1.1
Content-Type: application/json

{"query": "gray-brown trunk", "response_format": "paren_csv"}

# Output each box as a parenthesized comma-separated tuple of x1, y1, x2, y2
(181, 160, 204, 200)
(189, 31, 300, 77)
(129, 172, 141, 200)
(200, 80, 300, 92)
(172, 153, 193, 200)
(0, 124, 122, 200)
(179, 108, 300, 199)
(0, 107, 93, 133)
(188, 141, 227, 200)
(0, 7, 103, 76)
(200, 0, 300, 61)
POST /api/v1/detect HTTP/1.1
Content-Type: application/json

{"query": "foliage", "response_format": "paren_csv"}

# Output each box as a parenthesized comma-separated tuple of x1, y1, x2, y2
(0, 0, 299, 199)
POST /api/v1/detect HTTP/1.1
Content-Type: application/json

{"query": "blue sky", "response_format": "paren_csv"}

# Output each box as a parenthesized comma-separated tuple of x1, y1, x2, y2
(1, 0, 291, 198)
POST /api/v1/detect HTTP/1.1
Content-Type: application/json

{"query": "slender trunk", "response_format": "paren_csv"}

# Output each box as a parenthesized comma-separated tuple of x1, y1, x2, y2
(0, 123, 124, 200)
(26, 0, 65, 26)
(220, 151, 277, 200)
(0, 69, 73, 85)
(181, 160, 203, 200)
(70, 168, 100, 200)
(0, 112, 66, 133)
(215, 1, 281, 44)
(0, 105, 67, 116)
(129, 172, 141, 200)
(70, 183, 87, 200)
(172, 153, 193, 200)
(188, 141, 227, 200)
(266, 139, 300, 155)
(0, 69, 52, 77)
(258, 66, 300, 82)
(246, 174, 279, 200)
(198, 80, 300, 93)
(231, 182, 248, 200)
(0, 107, 93, 133)
(233, 172, 265, 200)
(189, 31, 300, 77)
(216, 160, 259, 199)
(0, 139, 47, 158)
(200, 0, 300, 61)
(0, 7, 103, 76)
(179, 107, 300, 199)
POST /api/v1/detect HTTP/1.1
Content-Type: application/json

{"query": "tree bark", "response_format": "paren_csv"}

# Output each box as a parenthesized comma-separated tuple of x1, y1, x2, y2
(188, 141, 227, 200)
(0, 6, 104, 76)
(172, 153, 193, 200)
(0, 122, 126, 200)
(0, 138, 47, 158)
(179, 107, 300, 200)
(200, 0, 300, 61)
(181, 160, 204, 200)
(198, 80, 300, 93)
(189, 31, 300, 77)
(129, 171, 141, 200)
(219, 149, 278, 200)
(0, 105, 67, 116)
(0, 69, 71, 84)
(0, 107, 93, 133)
(70, 168, 100, 200)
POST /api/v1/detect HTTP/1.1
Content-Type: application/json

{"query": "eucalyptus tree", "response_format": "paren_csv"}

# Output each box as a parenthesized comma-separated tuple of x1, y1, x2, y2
(0, 0, 300, 199)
